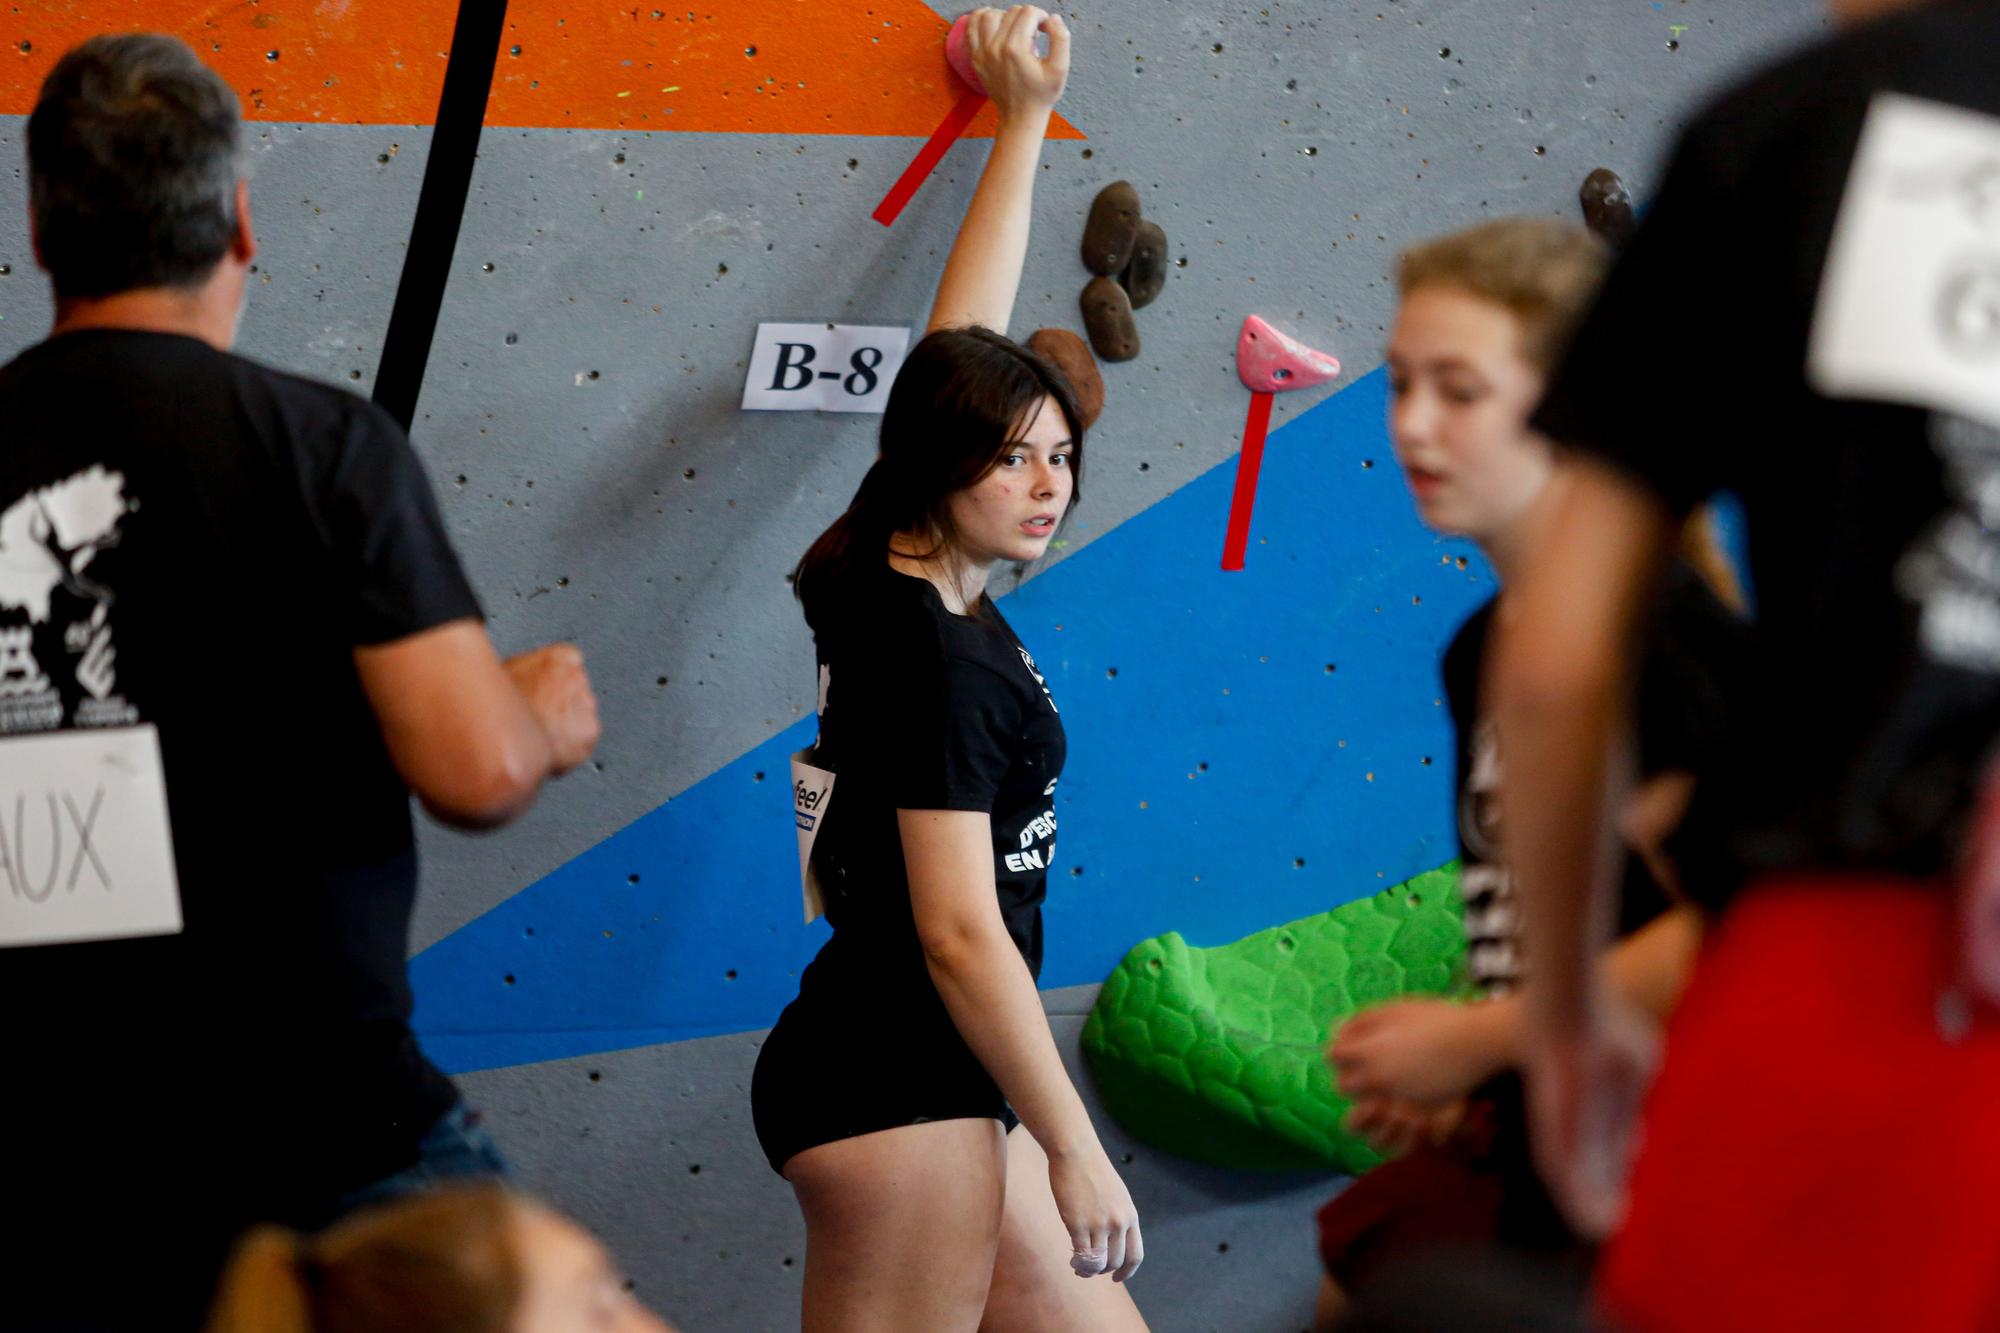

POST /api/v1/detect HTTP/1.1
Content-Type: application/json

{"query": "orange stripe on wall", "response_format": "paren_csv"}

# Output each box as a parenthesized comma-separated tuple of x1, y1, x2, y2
(0, 1, 1082, 139)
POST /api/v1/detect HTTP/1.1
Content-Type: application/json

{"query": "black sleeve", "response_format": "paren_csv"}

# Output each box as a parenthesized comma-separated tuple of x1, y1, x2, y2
(1531, 117, 1757, 516)
(315, 400, 483, 645)
(1633, 570, 1751, 777)
(880, 653, 1024, 814)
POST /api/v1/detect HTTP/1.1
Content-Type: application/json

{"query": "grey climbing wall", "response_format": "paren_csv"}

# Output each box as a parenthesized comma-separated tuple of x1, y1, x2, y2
(0, 2, 1825, 1328)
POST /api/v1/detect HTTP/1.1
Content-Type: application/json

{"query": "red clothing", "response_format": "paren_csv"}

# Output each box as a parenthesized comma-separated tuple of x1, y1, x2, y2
(1600, 878, 2000, 1332)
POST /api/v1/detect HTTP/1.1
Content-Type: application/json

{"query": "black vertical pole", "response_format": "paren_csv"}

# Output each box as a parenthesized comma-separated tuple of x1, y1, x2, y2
(372, 0, 510, 433)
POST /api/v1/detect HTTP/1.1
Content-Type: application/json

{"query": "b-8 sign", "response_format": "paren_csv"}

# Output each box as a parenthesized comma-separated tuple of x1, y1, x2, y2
(741, 322, 911, 414)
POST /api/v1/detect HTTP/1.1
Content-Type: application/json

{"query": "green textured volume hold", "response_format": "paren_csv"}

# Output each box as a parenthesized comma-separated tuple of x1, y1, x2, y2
(1080, 865, 1467, 1173)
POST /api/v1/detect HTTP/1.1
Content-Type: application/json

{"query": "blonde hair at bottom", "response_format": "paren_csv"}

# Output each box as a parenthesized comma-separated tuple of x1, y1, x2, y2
(204, 1184, 525, 1333)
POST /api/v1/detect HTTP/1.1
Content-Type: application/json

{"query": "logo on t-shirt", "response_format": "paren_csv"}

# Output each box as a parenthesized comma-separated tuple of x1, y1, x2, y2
(1898, 414, 2000, 670)
(0, 465, 137, 733)
(1016, 646, 1059, 714)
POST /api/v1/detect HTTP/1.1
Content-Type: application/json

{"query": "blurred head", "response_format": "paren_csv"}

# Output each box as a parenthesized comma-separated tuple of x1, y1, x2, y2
(1386, 217, 1607, 547)
(794, 326, 1085, 617)
(28, 33, 252, 301)
(205, 1186, 671, 1333)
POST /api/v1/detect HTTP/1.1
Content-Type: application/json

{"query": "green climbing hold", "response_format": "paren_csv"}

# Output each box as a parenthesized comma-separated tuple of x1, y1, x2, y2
(1081, 864, 1468, 1173)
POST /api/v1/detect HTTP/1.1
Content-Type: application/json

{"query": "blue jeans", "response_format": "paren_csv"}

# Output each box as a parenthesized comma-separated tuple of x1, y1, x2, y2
(323, 1100, 510, 1223)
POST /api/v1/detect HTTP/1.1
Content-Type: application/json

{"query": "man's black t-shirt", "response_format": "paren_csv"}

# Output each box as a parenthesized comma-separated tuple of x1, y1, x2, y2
(1443, 566, 1747, 990)
(804, 563, 1065, 984)
(0, 332, 480, 1312)
(1532, 0, 2000, 900)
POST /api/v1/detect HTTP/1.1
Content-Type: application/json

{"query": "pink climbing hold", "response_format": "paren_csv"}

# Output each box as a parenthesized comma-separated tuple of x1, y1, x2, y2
(1222, 316, 1341, 571)
(946, 13, 987, 96)
(1235, 315, 1340, 394)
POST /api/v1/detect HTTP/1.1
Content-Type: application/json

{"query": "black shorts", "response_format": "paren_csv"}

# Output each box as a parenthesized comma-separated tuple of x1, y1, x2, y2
(750, 946, 1019, 1175)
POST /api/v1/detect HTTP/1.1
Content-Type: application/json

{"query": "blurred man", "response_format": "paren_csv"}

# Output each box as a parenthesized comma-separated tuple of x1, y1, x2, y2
(0, 34, 600, 1331)
(1495, 0, 2000, 1326)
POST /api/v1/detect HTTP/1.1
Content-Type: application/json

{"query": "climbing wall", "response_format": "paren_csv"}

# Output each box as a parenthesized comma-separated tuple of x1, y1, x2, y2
(0, 2, 1822, 1328)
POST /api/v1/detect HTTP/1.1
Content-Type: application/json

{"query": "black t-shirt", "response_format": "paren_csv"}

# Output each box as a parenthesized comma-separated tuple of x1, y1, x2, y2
(0, 332, 479, 1270)
(803, 563, 1065, 984)
(1532, 0, 2000, 897)
(1444, 566, 1747, 990)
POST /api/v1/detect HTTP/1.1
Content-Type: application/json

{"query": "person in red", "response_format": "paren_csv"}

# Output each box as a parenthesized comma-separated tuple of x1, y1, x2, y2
(1490, 0, 2000, 1328)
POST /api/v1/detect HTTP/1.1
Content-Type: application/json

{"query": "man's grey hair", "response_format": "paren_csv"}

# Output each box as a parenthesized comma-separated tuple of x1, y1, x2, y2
(28, 34, 245, 299)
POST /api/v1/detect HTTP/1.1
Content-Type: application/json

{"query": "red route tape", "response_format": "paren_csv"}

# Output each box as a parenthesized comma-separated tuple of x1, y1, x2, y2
(1220, 390, 1275, 571)
(872, 91, 990, 227)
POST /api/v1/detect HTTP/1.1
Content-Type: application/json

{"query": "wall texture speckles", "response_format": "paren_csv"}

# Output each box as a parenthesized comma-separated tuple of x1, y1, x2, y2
(0, 2, 1825, 1328)
(0, 2, 1082, 136)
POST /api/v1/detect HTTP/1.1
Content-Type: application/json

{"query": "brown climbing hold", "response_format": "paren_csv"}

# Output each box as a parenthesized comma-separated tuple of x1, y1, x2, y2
(1081, 277, 1140, 363)
(1027, 328, 1104, 429)
(1120, 219, 1168, 309)
(1082, 180, 1142, 276)
(1580, 167, 1636, 249)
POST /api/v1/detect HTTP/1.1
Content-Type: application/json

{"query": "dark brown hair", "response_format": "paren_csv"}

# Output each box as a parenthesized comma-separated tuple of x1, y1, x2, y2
(794, 326, 1086, 627)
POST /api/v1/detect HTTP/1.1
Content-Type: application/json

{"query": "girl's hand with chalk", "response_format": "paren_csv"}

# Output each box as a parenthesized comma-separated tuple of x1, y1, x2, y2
(966, 6, 1070, 121)
(1047, 1140, 1145, 1283)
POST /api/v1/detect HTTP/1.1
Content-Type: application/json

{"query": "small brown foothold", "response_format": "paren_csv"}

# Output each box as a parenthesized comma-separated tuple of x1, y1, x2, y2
(1580, 167, 1636, 248)
(1026, 328, 1105, 429)
(1119, 219, 1168, 309)
(1082, 180, 1142, 276)
(1080, 278, 1140, 362)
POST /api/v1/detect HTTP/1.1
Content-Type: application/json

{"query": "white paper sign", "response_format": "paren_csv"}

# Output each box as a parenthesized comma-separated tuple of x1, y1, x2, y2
(741, 322, 911, 414)
(790, 748, 834, 925)
(790, 664, 835, 925)
(0, 724, 181, 949)
(1809, 93, 2000, 429)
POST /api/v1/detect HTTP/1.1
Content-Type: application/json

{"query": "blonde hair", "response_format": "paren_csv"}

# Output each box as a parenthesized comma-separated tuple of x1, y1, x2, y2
(1397, 216, 1747, 612)
(1396, 217, 1609, 375)
(205, 1186, 524, 1333)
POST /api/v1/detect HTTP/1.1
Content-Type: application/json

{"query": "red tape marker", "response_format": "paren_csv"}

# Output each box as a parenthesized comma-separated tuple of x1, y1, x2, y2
(872, 91, 988, 228)
(1221, 390, 1274, 572)
(1222, 315, 1341, 571)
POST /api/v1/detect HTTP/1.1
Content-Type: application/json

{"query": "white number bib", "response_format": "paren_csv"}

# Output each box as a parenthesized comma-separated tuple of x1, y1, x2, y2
(0, 724, 181, 948)
(1810, 93, 2000, 428)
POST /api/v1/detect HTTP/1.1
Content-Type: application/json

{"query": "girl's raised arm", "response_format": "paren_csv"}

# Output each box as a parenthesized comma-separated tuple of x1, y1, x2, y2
(925, 6, 1070, 336)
